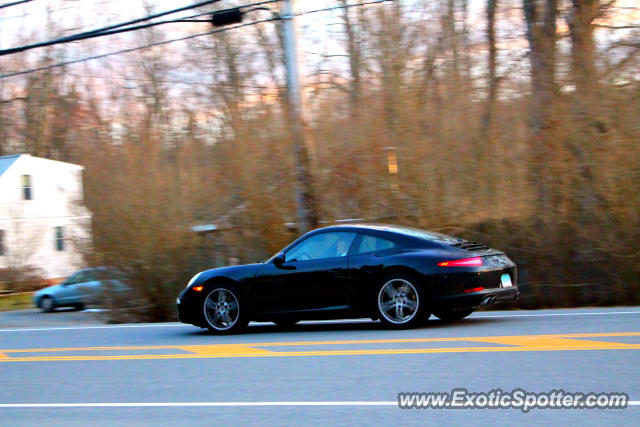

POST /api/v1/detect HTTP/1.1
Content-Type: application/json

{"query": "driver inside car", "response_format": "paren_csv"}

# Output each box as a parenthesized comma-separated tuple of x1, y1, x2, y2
(336, 237, 350, 257)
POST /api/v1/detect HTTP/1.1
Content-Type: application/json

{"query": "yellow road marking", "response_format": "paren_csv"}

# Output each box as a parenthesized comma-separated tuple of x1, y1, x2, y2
(179, 345, 272, 356)
(3, 345, 188, 353)
(2, 345, 640, 362)
(245, 332, 640, 348)
(466, 336, 640, 349)
(1, 332, 639, 362)
(4, 332, 640, 353)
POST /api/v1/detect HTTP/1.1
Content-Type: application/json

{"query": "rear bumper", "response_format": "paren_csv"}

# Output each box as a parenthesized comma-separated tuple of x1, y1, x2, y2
(438, 286, 520, 310)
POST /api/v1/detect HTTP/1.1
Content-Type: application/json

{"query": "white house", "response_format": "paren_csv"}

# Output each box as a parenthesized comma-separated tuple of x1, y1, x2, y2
(0, 154, 92, 281)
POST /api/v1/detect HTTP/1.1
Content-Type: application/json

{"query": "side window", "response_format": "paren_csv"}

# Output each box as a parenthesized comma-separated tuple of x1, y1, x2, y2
(68, 271, 94, 285)
(354, 235, 396, 255)
(55, 226, 64, 251)
(22, 175, 32, 200)
(66, 272, 85, 285)
(83, 270, 96, 282)
(0, 230, 5, 256)
(285, 232, 356, 262)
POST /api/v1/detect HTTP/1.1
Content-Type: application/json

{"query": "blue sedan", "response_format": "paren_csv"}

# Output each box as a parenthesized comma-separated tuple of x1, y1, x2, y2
(33, 267, 127, 312)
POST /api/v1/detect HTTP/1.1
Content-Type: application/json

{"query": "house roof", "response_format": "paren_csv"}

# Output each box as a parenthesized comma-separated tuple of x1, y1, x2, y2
(0, 154, 84, 179)
(0, 154, 22, 177)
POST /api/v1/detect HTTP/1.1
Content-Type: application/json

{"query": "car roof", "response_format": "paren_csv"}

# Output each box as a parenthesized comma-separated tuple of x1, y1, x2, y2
(314, 224, 460, 243)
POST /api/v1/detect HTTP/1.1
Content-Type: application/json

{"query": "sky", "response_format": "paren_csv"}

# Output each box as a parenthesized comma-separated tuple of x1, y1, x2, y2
(0, 0, 358, 63)
(0, 0, 637, 88)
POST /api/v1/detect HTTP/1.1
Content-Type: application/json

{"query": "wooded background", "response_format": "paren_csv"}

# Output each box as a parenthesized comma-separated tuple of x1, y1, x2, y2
(1, 0, 638, 320)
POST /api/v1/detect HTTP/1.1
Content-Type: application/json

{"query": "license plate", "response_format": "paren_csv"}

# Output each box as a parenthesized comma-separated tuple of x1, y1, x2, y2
(501, 274, 512, 288)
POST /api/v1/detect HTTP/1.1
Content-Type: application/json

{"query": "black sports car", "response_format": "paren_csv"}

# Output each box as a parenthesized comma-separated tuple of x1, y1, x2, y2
(177, 224, 518, 333)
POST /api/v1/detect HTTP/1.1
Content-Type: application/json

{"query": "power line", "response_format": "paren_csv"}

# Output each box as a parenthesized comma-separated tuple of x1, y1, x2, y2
(0, 12, 216, 57)
(0, 0, 33, 9)
(73, 0, 276, 38)
(0, 0, 280, 57)
(59, 0, 279, 43)
(64, 0, 224, 39)
(294, 0, 393, 17)
(0, 18, 279, 80)
(0, 0, 393, 80)
(0, 0, 227, 56)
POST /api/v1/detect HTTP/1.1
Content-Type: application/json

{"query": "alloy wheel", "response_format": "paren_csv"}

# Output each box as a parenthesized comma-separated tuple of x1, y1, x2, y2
(203, 288, 240, 331)
(377, 278, 420, 324)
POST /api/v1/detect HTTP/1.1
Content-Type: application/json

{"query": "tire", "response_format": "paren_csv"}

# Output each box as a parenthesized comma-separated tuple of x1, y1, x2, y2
(202, 284, 248, 334)
(274, 319, 299, 329)
(41, 296, 56, 313)
(433, 308, 474, 322)
(375, 274, 427, 329)
(73, 303, 86, 311)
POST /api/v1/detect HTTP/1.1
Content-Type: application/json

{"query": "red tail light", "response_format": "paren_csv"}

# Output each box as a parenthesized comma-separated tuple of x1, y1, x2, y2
(438, 257, 483, 267)
(464, 287, 485, 293)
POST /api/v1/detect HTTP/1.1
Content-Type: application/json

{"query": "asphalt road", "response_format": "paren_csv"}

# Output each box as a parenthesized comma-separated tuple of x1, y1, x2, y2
(0, 308, 103, 329)
(1, 307, 639, 426)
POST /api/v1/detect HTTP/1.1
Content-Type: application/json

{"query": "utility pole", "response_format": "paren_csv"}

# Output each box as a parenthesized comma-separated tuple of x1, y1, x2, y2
(280, 0, 318, 233)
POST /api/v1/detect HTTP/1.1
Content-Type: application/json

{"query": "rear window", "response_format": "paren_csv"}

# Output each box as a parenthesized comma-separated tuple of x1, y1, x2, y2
(388, 227, 460, 243)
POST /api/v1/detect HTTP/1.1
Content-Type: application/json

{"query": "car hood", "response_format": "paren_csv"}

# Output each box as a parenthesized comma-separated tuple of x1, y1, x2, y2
(189, 263, 264, 287)
(35, 284, 63, 296)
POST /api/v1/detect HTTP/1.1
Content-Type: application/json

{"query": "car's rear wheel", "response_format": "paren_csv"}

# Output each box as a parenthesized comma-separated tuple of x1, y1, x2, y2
(376, 274, 426, 329)
(202, 285, 248, 334)
(433, 308, 474, 322)
(41, 296, 56, 313)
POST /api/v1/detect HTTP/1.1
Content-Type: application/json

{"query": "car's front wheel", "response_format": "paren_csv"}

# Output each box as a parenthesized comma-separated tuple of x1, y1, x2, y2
(433, 308, 474, 322)
(40, 296, 56, 313)
(376, 274, 427, 329)
(202, 285, 248, 334)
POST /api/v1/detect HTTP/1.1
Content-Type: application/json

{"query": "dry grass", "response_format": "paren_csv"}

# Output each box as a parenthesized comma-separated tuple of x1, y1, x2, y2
(0, 293, 34, 312)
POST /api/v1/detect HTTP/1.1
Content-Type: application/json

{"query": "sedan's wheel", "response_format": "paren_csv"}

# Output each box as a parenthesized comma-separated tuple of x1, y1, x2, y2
(433, 308, 474, 322)
(41, 296, 55, 313)
(202, 285, 248, 334)
(376, 275, 425, 329)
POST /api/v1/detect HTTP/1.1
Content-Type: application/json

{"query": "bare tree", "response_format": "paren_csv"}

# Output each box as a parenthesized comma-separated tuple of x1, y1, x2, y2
(484, 0, 498, 133)
(340, 0, 363, 120)
(523, 0, 558, 134)
(523, 0, 559, 219)
(567, 0, 600, 103)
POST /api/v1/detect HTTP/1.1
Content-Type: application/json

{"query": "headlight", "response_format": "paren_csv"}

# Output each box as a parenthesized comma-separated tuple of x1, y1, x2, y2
(187, 272, 203, 288)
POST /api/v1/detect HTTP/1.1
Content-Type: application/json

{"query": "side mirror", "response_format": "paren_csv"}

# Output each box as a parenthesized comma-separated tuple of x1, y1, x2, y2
(273, 252, 286, 267)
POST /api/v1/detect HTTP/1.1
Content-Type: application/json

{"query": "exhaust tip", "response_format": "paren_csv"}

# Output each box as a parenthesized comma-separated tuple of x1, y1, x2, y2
(480, 296, 496, 306)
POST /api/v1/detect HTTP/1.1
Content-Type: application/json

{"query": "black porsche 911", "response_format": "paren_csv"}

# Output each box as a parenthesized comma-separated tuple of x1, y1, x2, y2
(177, 224, 518, 334)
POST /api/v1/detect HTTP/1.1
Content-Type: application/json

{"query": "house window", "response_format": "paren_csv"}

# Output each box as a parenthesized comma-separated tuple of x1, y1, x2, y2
(0, 230, 5, 256)
(22, 175, 32, 200)
(55, 226, 65, 251)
